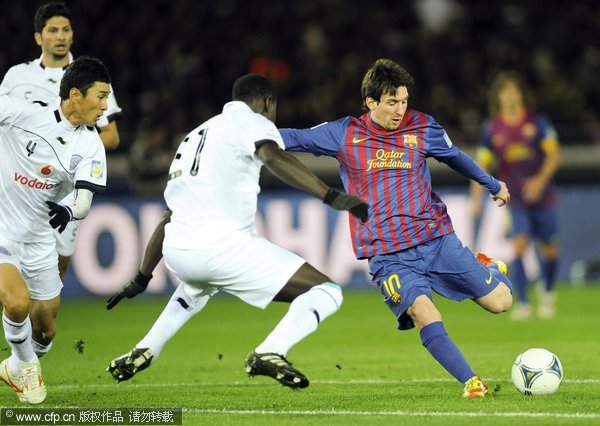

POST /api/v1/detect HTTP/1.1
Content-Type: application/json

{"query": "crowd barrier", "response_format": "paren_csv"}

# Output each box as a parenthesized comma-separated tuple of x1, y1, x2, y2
(63, 186, 600, 298)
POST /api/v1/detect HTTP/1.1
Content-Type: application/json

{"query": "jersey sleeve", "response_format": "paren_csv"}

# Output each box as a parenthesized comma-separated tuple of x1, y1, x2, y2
(0, 67, 18, 96)
(279, 117, 349, 157)
(74, 136, 107, 193)
(423, 118, 460, 161)
(536, 114, 560, 154)
(244, 114, 285, 152)
(474, 121, 495, 168)
(479, 120, 494, 150)
(0, 95, 19, 126)
(426, 118, 500, 194)
(536, 115, 558, 140)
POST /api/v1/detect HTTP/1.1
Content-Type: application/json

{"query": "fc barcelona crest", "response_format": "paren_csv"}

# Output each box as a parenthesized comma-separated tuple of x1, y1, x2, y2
(403, 134, 418, 149)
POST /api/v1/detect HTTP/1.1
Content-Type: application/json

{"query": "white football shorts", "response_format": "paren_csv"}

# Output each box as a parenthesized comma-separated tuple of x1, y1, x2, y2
(163, 233, 305, 309)
(54, 220, 79, 257)
(54, 191, 79, 257)
(0, 237, 63, 300)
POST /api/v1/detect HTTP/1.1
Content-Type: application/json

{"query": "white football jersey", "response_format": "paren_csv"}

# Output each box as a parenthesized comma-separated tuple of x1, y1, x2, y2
(0, 54, 122, 128)
(0, 96, 107, 242)
(164, 101, 285, 249)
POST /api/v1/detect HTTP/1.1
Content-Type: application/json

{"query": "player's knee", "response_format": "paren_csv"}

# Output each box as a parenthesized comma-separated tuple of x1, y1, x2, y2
(485, 286, 513, 314)
(407, 296, 442, 328)
(540, 244, 559, 260)
(316, 282, 343, 307)
(58, 255, 72, 279)
(305, 282, 343, 323)
(2, 294, 30, 322)
(489, 300, 511, 314)
(32, 321, 57, 344)
(512, 237, 529, 257)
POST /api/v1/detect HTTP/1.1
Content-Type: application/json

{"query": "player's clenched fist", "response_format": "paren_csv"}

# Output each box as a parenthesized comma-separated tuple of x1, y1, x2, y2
(45, 201, 73, 233)
(106, 271, 152, 310)
(323, 188, 369, 223)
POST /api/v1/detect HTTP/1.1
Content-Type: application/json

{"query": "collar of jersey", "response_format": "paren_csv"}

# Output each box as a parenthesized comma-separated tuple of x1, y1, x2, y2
(55, 98, 80, 131)
(223, 100, 252, 113)
(37, 52, 73, 70)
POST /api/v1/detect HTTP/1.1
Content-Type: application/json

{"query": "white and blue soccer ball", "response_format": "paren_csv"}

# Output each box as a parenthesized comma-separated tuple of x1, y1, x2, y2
(511, 348, 563, 395)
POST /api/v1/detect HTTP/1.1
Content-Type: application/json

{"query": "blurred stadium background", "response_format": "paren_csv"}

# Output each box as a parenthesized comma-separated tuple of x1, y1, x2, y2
(2, 0, 599, 298)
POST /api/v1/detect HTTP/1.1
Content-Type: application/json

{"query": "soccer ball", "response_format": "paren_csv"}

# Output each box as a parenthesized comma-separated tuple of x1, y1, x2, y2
(511, 348, 563, 395)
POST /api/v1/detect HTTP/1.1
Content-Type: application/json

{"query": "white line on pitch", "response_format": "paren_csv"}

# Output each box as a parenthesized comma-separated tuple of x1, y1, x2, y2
(50, 377, 600, 390)
(184, 408, 600, 419)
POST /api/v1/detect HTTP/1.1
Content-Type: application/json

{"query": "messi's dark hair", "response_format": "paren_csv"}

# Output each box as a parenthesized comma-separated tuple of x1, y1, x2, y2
(361, 59, 414, 109)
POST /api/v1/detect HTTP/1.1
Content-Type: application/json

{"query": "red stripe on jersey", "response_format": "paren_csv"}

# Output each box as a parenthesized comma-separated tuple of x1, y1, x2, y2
(388, 130, 413, 249)
(341, 120, 371, 257)
(336, 111, 456, 258)
(373, 131, 392, 255)
(432, 193, 453, 235)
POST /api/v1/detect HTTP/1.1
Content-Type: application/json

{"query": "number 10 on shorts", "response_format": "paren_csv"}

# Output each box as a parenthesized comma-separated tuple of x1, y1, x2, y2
(382, 273, 402, 304)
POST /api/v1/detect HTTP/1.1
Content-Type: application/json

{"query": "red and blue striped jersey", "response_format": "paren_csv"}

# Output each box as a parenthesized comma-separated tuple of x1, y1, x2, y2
(480, 111, 558, 208)
(281, 110, 500, 259)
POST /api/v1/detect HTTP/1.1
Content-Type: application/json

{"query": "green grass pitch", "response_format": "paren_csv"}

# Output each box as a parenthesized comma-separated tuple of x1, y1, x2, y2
(2, 284, 600, 425)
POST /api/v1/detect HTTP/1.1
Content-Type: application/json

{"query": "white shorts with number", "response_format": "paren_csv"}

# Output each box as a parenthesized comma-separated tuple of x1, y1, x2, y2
(163, 233, 305, 309)
(0, 237, 62, 300)
(54, 220, 79, 257)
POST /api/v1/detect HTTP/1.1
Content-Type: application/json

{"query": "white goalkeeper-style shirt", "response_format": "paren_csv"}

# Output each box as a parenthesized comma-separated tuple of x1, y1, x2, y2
(0, 53, 122, 128)
(164, 101, 285, 249)
(0, 96, 106, 242)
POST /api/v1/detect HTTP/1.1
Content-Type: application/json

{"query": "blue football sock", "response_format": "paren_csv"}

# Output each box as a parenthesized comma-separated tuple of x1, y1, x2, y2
(541, 258, 558, 292)
(420, 321, 474, 384)
(511, 257, 528, 303)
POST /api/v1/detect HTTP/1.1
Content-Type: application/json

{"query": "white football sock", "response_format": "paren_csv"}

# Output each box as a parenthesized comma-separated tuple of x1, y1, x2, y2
(137, 283, 210, 362)
(2, 312, 37, 374)
(32, 340, 53, 358)
(255, 283, 343, 356)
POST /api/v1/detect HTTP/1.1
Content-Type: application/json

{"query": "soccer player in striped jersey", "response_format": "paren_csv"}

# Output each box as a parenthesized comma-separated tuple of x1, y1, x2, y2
(0, 2, 122, 281)
(0, 56, 109, 404)
(107, 74, 368, 389)
(279, 58, 513, 398)
(471, 72, 560, 320)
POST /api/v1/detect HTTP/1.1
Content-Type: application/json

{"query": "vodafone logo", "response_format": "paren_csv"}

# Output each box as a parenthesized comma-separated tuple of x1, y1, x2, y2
(39, 164, 54, 177)
(13, 172, 59, 190)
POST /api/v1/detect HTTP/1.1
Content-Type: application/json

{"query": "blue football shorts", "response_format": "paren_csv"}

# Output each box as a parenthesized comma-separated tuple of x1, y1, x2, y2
(368, 232, 506, 330)
(509, 205, 558, 244)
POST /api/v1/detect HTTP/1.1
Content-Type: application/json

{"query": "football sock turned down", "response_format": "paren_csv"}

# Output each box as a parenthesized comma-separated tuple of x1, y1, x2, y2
(31, 340, 53, 358)
(2, 312, 37, 375)
(511, 257, 528, 303)
(420, 321, 475, 384)
(255, 283, 343, 356)
(137, 283, 210, 361)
